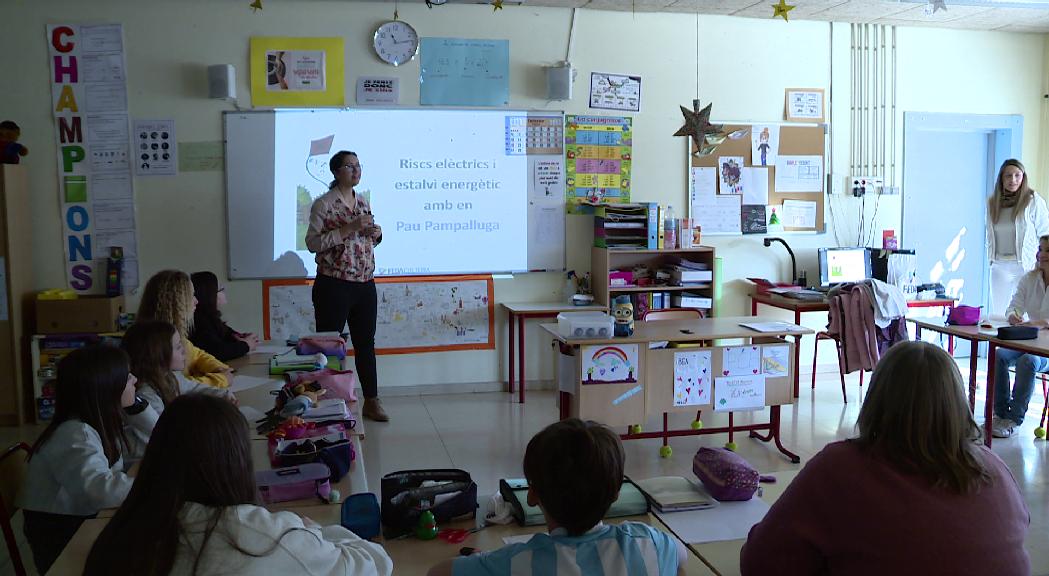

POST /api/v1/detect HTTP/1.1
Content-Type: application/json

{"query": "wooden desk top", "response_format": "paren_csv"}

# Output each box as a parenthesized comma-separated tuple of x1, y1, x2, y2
(908, 318, 994, 340)
(752, 291, 956, 313)
(502, 301, 607, 314)
(48, 511, 716, 575)
(908, 318, 1049, 355)
(541, 316, 814, 346)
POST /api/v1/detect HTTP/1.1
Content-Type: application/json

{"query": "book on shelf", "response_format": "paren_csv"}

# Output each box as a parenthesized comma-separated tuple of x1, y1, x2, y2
(634, 476, 716, 512)
(671, 292, 712, 309)
(668, 267, 713, 284)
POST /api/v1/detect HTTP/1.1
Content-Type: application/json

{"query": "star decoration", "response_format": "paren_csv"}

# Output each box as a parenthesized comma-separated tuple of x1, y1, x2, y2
(772, 0, 794, 21)
(925, 0, 946, 14)
(249, 0, 262, 11)
(673, 100, 725, 157)
(492, 0, 503, 10)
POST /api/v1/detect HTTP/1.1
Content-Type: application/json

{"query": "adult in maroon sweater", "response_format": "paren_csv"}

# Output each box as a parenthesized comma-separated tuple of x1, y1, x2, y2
(742, 341, 1030, 576)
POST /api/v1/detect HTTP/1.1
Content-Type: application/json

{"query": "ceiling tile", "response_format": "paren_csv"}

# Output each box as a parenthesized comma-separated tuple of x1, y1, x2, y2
(729, 0, 852, 19)
(804, 0, 916, 21)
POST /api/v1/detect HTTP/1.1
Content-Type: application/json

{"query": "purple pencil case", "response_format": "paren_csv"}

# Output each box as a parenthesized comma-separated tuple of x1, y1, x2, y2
(257, 462, 332, 504)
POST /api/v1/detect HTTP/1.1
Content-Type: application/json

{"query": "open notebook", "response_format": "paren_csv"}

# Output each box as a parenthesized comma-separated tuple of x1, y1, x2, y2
(634, 476, 717, 513)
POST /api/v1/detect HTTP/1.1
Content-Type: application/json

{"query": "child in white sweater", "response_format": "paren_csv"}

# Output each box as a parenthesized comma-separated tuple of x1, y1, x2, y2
(84, 393, 393, 576)
(20, 345, 155, 574)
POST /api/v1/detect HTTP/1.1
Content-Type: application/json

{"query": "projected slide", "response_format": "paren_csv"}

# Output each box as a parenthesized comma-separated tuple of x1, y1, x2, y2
(272, 109, 528, 276)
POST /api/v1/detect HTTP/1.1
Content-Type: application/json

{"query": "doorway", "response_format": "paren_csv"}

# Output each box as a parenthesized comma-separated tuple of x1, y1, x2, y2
(902, 112, 1022, 357)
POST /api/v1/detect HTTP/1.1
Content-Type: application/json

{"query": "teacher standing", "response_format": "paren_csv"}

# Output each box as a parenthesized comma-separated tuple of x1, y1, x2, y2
(306, 150, 388, 422)
(987, 159, 1049, 318)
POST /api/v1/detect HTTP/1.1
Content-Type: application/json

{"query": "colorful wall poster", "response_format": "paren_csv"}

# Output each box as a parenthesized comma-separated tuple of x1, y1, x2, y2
(674, 350, 711, 407)
(47, 23, 139, 293)
(250, 37, 344, 107)
(581, 344, 639, 384)
(565, 115, 632, 214)
(420, 38, 509, 107)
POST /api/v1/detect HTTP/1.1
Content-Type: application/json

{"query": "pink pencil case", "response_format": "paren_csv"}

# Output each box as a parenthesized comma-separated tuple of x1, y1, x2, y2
(256, 463, 332, 504)
(297, 336, 347, 359)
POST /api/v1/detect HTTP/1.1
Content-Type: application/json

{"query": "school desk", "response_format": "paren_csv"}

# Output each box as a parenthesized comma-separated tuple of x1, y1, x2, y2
(678, 469, 800, 576)
(502, 301, 606, 404)
(541, 316, 814, 463)
(47, 509, 716, 575)
(750, 291, 957, 398)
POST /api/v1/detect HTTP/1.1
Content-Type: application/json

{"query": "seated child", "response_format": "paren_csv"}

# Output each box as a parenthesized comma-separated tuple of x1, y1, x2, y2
(20, 345, 155, 574)
(137, 269, 231, 388)
(741, 341, 1030, 575)
(122, 320, 236, 459)
(190, 271, 259, 361)
(84, 394, 393, 576)
(428, 418, 686, 576)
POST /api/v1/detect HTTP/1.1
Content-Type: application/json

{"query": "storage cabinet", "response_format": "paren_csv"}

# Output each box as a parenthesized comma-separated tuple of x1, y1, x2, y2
(0, 165, 33, 424)
(591, 247, 718, 317)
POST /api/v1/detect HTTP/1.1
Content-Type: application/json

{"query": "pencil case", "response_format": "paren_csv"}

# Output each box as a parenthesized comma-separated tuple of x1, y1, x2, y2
(269, 430, 355, 482)
(256, 463, 332, 504)
(998, 326, 1038, 340)
(297, 336, 347, 359)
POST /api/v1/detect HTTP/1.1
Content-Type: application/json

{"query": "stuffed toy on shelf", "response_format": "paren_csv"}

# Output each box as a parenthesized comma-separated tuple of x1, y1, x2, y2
(0, 120, 29, 164)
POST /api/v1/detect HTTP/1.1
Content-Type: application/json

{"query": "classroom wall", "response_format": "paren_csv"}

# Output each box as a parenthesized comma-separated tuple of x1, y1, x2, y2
(2, 1, 1045, 388)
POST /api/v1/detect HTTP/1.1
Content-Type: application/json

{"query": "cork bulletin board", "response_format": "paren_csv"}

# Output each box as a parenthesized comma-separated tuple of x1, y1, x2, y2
(689, 123, 826, 233)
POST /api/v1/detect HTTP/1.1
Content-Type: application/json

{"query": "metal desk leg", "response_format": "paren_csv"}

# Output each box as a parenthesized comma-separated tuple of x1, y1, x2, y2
(793, 310, 802, 398)
(508, 312, 515, 395)
(518, 314, 526, 404)
(948, 335, 955, 356)
(751, 297, 758, 316)
(984, 343, 997, 447)
(968, 341, 978, 413)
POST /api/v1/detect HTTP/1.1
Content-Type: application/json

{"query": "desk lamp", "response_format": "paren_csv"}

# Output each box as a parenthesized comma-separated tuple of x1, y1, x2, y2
(763, 237, 799, 286)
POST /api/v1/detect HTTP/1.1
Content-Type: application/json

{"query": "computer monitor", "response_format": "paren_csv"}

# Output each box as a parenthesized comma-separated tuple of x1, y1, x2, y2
(818, 247, 872, 287)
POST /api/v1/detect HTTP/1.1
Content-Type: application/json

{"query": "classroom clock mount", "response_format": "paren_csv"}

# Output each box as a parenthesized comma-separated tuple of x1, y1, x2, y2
(373, 21, 419, 66)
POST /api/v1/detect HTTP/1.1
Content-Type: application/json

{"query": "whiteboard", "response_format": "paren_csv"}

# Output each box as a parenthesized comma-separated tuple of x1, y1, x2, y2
(224, 109, 565, 279)
(263, 276, 495, 354)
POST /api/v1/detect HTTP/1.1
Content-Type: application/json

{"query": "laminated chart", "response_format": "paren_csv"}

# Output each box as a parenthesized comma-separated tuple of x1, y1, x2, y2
(565, 115, 632, 214)
(264, 276, 494, 354)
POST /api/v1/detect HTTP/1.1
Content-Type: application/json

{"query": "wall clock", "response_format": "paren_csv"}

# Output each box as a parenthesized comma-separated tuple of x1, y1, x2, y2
(373, 21, 419, 67)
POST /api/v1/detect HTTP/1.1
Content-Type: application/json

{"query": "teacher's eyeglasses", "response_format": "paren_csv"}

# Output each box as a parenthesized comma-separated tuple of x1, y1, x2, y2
(340, 163, 363, 173)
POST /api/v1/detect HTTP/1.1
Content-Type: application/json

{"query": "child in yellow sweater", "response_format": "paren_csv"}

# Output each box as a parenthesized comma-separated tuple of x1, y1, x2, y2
(136, 270, 231, 388)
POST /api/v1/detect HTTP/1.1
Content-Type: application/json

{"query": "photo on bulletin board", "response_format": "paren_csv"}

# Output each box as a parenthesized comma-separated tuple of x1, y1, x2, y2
(249, 37, 345, 107)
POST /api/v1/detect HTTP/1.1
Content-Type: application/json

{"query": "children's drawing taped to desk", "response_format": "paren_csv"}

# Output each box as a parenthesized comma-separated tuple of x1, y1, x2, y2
(263, 276, 494, 355)
(581, 344, 639, 384)
(576, 344, 644, 426)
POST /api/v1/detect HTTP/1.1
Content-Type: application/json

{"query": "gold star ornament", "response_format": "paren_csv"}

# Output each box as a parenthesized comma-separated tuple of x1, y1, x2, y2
(249, 0, 263, 11)
(673, 100, 725, 157)
(772, 0, 794, 21)
(492, 0, 504, 10)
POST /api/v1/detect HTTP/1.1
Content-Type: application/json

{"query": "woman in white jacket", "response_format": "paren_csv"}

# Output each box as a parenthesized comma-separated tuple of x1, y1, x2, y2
(84, 393, 393, 576)
(987, 159, 1049, 317)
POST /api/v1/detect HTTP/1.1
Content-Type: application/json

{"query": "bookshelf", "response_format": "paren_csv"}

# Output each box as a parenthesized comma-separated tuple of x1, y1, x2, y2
(592, 246, 717, 318)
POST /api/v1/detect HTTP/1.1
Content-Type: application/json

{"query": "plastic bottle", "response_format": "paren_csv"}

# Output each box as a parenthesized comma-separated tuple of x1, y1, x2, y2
(415, 509, 438, 540)
(664, 205, 677, 249)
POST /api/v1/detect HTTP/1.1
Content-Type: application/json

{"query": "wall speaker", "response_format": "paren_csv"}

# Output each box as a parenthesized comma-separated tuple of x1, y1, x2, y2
(208, 64, 236, 100)
(545, 64, 573, 101)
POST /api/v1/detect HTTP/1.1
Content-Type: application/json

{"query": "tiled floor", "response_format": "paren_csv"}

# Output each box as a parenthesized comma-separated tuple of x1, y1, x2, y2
(2, 362, 1047, 575)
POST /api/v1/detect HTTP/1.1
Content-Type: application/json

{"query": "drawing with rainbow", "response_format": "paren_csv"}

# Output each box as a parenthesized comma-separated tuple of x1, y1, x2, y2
(583, 345, 636, 384)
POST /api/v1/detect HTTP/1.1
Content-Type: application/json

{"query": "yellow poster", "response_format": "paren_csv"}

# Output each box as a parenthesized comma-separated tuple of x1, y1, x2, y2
(250, 37, 344, 107)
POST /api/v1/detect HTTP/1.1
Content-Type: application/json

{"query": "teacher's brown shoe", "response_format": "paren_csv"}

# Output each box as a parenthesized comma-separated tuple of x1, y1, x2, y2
(363, 397, 390, 422)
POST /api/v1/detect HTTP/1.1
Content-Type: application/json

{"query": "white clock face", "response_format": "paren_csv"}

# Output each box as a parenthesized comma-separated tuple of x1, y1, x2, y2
(373, 21, 419, 67)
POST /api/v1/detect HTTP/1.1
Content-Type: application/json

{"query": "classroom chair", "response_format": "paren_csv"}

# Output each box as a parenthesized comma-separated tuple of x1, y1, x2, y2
(642, 308, 728, 455)
(0, 442, 31, 576)
(1035, 374, 1049, 439)
(811, 330, 861, 404)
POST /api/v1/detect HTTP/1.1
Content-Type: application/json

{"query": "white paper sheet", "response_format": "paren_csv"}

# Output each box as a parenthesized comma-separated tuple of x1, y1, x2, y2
(655, 497, 770, 544)
(718, 156, 745, 195)
(761, 345, 790, 378)
(714, 374, 766, 412)
(722, 345, 761, 376)
(531, 159, 565, 199)
(503, 534, 540, 545)
(774, 155, 823, 193)
(787, 90, 824, 120)
(238, 405, 267, 423)
(751, 125, 779, 167)
(742, 167, 769, 205)
(781, 199, 818, 228)
(673, 350, 711, 407)
(691, 171, 742, 235)
(229, 374, 279, 393)
(133, 118, 177, 176)
(92, 201, 136, 231)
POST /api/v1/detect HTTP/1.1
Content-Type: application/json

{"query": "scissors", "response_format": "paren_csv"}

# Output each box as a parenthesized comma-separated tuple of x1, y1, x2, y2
(439, 527, 480, 544)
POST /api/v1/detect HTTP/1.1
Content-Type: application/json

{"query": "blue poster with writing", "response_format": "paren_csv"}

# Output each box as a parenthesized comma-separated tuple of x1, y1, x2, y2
(420, 37, 510, 107)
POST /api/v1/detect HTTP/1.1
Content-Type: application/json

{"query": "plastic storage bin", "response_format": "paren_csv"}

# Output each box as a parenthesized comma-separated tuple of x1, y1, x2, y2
(557, 312, 614, 338)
